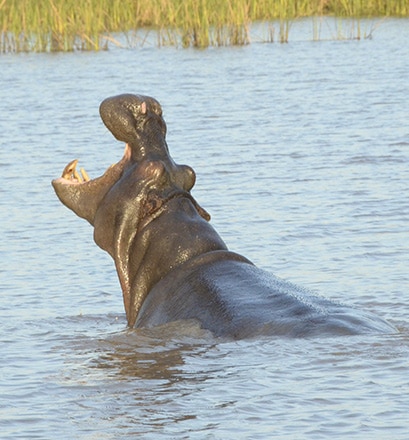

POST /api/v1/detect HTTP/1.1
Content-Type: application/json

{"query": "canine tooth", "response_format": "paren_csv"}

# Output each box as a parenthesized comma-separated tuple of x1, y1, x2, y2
(80, 167, 90, 182)
(62, 159, 79, 179)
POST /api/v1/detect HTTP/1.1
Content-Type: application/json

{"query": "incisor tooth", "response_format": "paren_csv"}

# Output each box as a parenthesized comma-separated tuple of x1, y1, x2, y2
(73, 168, 83, 183)
(80, 168, 90, 182)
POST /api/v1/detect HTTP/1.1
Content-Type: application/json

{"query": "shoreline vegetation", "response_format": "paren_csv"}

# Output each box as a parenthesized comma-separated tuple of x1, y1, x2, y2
(1, 0, 408, 52)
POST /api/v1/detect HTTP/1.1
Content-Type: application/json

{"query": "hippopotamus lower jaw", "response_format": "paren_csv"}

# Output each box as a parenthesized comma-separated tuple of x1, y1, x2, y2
(52, 143, 132, 224)
(52, 94, 167, 225)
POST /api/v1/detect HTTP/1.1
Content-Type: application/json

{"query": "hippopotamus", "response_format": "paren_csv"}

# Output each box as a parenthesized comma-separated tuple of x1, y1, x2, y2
(52, 93, 395, 339)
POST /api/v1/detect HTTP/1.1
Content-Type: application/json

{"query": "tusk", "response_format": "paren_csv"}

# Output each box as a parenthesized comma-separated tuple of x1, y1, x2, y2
(60, 159, 90, 183)
(62, 159, 79, 179)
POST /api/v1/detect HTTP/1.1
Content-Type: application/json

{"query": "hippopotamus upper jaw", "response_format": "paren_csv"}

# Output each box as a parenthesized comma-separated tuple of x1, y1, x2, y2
(99, 94, 168, 163)
(99, 94, 198, 193)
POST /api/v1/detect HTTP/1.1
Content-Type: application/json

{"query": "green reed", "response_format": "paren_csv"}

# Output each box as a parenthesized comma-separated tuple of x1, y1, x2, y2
(1, 0, 408, 52)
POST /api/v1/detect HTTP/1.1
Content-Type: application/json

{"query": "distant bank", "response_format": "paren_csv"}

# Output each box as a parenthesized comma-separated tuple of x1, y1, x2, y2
(1, 0, 408, 52)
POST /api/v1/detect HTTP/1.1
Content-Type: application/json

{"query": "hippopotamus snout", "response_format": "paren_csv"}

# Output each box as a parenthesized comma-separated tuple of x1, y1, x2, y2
(99, 94, 166, 158)
(100, 94, 197, 195)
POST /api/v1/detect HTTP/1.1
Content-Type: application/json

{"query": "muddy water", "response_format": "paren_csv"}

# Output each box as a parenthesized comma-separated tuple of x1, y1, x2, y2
(1, 19, 409, 439)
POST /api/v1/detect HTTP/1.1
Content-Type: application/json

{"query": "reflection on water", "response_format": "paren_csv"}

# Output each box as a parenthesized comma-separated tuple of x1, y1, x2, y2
(94, 321, 214, 380)
(1, 18, 409, 439)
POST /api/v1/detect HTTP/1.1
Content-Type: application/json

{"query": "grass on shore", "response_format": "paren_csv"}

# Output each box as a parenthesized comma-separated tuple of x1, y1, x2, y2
(1, 0, 408, 52)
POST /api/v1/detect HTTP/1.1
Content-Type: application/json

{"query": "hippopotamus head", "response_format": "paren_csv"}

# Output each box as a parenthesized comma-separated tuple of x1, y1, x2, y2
(52, 94, 223, 326)
(52, 94, 205, 225)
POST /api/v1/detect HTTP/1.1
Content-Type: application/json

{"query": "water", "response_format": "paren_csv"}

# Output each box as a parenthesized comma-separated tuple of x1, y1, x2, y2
(1, 18, 409, 439)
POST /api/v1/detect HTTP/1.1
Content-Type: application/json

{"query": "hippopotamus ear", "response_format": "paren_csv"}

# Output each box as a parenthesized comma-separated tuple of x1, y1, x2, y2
(141, 101, 147, 115)
(99, 94, 148, 145)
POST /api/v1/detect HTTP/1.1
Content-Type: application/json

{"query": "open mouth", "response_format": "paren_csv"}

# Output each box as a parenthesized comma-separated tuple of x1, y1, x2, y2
(53, 143, 211, 224)
(56, 143, 132, 186)
(61, 159, 91, 183)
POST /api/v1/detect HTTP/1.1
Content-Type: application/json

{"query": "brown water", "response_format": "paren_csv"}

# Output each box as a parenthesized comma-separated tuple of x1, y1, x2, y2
(1, 18, 409, 439)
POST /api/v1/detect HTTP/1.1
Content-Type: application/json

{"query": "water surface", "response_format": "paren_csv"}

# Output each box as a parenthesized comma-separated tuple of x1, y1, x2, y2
(1, 19, 409, 439)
